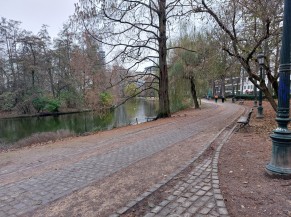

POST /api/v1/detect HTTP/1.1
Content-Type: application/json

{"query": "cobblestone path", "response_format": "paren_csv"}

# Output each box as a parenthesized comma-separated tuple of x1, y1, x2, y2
(138, 125, 234, 217)
(0, 101, 243, 216)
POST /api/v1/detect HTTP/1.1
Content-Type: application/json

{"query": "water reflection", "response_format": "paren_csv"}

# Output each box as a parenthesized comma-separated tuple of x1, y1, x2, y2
(0, 98, 158, 144)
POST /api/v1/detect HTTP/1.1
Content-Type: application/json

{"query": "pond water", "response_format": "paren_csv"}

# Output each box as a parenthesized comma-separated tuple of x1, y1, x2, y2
(0, 98, 158, 144)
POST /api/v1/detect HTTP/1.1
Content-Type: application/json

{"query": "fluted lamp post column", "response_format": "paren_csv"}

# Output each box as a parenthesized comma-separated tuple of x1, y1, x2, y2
(266, 0, 291, 177)
(254, 84, 258, 107)
(256, 53, 264, 118)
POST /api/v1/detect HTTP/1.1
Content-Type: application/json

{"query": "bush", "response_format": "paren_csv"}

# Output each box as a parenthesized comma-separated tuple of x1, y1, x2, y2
(32, 97, 47, 112)
(45, 99, 61, 112)
(100, 92, 114, 107)
(32, 96, 60, 113)
(233, 94, 256, 100)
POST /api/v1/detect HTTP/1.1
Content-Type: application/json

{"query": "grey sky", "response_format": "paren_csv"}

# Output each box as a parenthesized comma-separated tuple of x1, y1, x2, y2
(0, 0, 78, 38)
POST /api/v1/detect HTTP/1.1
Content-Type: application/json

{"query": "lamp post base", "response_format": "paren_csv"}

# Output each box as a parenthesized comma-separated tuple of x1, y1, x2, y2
(266, 130, 291, 178)
(256, 106, 264, 119)
(266, 164, 291, 179)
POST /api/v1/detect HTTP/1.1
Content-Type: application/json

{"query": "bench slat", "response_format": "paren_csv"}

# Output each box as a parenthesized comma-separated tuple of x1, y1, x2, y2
(237, 117, 248, 123)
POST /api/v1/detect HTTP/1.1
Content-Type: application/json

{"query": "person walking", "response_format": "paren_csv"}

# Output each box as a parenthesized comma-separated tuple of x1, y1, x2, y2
(221, 95, 225, 103)
(214, 95, 218, 103)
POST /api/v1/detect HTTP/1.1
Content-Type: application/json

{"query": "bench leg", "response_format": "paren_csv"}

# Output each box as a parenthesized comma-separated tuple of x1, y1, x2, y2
(236, 123, 250, 132)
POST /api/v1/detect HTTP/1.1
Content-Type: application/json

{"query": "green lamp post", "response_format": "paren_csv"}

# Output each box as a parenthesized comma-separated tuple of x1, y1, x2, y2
(266, 0, 291, 177)
(254, 83, 258, 107)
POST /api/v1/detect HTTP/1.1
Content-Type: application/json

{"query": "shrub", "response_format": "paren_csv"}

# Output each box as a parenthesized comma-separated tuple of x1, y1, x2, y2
(45, 99, 61, 112)
(100, 92, 114, 107)
(233, 94, 256, 100)
(124, 83, 138, 97)
(32, 97, 47, 112)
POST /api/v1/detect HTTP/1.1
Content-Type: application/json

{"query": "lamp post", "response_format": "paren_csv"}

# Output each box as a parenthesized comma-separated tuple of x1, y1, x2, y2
(254, 84, 258, 107)
(266, 0, 291, 177)
(256, 53, 264, 118)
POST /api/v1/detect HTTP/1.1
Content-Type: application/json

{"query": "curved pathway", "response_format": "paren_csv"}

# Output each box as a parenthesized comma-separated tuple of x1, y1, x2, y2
(0, 101, 243, 216)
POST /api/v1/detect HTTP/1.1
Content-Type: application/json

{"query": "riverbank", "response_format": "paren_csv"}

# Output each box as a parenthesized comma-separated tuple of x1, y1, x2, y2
(0, 108, 92, 119)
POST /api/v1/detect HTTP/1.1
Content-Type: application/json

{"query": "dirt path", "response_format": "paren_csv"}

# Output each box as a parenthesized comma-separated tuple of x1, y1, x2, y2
(0, 101, 243, 217)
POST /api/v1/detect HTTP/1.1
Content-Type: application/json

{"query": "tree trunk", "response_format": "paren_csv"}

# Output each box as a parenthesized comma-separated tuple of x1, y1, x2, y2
(32, 69, 35, 88)
(190, 76, 199, 109)
(220, 75, 225, 97)
(157, 0, 170, 118)
(231, 75, 235, 95)
(48, 67, 55, 97)
(262, 82, 277, 111)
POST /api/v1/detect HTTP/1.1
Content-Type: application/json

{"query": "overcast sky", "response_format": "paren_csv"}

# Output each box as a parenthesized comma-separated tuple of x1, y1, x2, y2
(0, 0, 78, 38)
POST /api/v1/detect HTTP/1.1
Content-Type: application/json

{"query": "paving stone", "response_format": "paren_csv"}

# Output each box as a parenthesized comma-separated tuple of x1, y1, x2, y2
(217, 200, 225, 207)
(183, 212, 192, 217)
(144, 212, 155, 217)
(206, 191, 213, 196)
(190, 188, 198, 193)
(218, 207, 229, 215)
(177, 197, 187, 203)
(167, 195, 177, 201)
(204, 178, 211, 183)
(213, 188, 221, 194)
(193, 199, 205, 207)
(206, 201, 216, 209)
(159, 200, 170, 207)
(168, 202, 179, 209)
(181, 201, 192, 208)
(183, 192, 193, 198)
(212, 179, 219, 184)
(174, 206, 186, 215)
(151, 205, 162, 214)
(188, 205, 199, 214)
(173, 191, 181, 196)
(202, 185, 211, 191)
(189, 195, 199, 202)
(196, 190, 206, 196)
(200, 195, 211, 202)
(200, 207, 211, 215)
(214, 194, 223, 200)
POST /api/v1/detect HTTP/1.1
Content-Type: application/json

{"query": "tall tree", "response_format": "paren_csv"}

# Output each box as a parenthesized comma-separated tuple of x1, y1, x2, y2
(191, 0, 283, 111)
(76, 0, 193, 118)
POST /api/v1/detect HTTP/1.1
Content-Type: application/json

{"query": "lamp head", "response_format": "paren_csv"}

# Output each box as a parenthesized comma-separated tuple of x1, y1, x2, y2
(257, 53, 265, 65)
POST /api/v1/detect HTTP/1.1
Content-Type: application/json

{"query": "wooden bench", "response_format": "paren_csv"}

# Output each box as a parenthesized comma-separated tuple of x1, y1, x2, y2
(236, 108, 253, 131)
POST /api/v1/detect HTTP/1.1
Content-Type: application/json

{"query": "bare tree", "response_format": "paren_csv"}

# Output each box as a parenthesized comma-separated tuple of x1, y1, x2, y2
(191, 0, 283, 111)
(76, 0, 194, 118)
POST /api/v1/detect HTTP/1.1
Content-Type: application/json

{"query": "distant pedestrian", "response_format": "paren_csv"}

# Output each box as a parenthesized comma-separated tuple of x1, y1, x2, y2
(221, 95, 225, 103)
(214, 95, 218, 103)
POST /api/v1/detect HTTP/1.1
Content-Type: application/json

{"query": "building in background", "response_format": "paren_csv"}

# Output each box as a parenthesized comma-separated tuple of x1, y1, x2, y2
(213, 68, 267, 97)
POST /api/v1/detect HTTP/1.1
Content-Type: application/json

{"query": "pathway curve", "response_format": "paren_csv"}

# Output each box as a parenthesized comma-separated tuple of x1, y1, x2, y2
(0, 101, 243, 216)
(131, 121, 236, 217)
